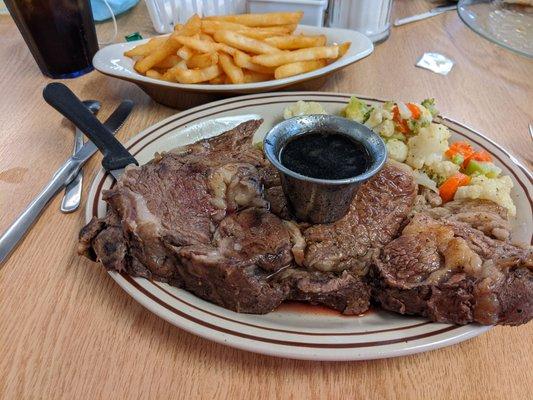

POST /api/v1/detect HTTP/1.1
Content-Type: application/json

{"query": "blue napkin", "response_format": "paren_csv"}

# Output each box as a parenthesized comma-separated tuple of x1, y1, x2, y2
(91, 0, 139, 22)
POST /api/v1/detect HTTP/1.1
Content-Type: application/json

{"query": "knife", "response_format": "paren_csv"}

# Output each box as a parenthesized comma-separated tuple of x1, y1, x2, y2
(0, 93, 133, 265)
(43, 83, 138, 181)
(394, 4, 457, 27)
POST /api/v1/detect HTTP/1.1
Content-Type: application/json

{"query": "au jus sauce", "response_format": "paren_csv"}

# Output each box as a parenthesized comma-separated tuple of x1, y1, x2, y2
(280, 132, 371, 180)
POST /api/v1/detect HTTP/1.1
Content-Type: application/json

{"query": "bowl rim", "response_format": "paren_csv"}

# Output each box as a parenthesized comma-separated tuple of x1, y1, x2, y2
(263, 114, 387, 185)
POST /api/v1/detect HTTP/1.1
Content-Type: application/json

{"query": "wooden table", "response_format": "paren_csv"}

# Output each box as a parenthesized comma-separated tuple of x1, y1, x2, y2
(1, 1, 532, 399)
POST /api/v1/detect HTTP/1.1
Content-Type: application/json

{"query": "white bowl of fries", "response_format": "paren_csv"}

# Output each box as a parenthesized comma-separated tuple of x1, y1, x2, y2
(93, 12, 374, 108)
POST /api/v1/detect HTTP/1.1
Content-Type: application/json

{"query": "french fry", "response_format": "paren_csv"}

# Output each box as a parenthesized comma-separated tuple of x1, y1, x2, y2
(205, 22, 295, 38)
(203, 11, 303, 27)
(263, 24, 297, 34)
(132, 15, 201, 74)
(201, 20, 249, 34)
(186, 52, 218, 68)
(216, 42, 239, 56)
(173, 64, 221, 83)
(161, 60, 188, 81)
(274, 59, 326, 79)
(252, 46, 338, 67)
(233, 50, 275, 74)
(176, 60, 188, 70)
(177, 14, 201, 36)
(243, 70, 272, 83)
(199, 33, 214, 42)
(173, 35, 219, 53)
(218, 52, 244, 84)
(236, 25, 298, 40)
(265, 35, 327, 50)
(209, 73, 226, 84)
(146, 69, 163, 79)
(124, 36, 167, 57)
(154, 54, 181, 69)
(281, 23, 298, 34)
(125, 11, 338, 85)
(134, 39, 182, 73)
(177, 46, 195, 60)
(214, 30, 281, 54)
(236, 31, 281, 40)
(337, 41, 351, 58)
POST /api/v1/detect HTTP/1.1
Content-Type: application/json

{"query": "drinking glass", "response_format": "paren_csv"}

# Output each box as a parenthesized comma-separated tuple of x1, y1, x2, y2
(5, 0, 99, 78)
(327, 0, 394, 43)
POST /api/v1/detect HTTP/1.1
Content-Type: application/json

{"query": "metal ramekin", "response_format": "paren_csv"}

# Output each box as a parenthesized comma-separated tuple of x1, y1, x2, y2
(263, 114, 387, 224)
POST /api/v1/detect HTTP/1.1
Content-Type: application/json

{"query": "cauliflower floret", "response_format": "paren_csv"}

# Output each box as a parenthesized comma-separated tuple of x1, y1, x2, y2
(417, 103, 434, 125)
(364, 107, 384, 129)
(283, 101, 327, 119)
(366, 104, 394, 137)
(455, 175, 516, 216)
(386, 139, 408, 162)
(424, 160, 460, 185)
(413, 169, 438, 192)
(405, 123, 451, 169)
(341, 96, 371, 123)
(375, 119, 395, 138)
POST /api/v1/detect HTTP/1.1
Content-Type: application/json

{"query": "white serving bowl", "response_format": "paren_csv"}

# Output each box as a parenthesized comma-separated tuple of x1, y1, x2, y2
(92, 25, 373, 108)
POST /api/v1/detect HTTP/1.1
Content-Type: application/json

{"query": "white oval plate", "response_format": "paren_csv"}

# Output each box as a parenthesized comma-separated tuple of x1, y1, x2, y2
(86, 93, 532, 361)
(92, 25, 373, 93)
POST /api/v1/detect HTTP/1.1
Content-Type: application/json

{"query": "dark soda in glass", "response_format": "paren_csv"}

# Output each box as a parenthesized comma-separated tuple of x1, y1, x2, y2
(5, 0, 99, 79)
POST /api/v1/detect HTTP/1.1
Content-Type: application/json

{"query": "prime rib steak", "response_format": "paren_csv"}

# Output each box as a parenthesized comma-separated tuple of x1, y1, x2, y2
(373, 200, 532, 325)
(79, 119, 532, 325)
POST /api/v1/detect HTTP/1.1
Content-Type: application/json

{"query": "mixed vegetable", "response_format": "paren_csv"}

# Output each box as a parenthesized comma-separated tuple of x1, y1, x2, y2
(282, 97, 515, 216)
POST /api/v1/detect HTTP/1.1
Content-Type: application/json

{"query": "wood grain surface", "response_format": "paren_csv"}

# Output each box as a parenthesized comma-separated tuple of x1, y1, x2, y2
(1, 1, 532, 399)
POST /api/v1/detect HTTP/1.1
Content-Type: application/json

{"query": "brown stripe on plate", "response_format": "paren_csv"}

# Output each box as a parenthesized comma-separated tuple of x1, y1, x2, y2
(149, 279, 431, 336)
(124, 274, 460, 349)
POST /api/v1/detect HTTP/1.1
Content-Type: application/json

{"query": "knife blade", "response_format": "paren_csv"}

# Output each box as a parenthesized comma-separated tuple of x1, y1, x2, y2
(394, 5, 457, 27)
(0, 98, 134, 265)
(43, 83, 138, 180)
(108, 168, 126, 181)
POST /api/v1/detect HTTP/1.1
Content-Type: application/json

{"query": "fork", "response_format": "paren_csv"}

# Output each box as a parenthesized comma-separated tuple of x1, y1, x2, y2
(60, 100, 100, 213)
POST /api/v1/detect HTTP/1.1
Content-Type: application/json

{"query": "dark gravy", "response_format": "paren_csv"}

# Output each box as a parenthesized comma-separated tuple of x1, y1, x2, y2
(280, 132, 371, 180)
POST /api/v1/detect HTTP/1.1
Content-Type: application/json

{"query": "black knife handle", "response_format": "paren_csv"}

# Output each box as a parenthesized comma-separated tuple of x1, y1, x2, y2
(43, 83, 138, 171)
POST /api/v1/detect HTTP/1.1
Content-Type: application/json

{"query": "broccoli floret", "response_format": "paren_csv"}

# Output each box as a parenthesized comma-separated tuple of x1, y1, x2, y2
(342, 96, 372, 123)
(421, 98, 439, 117)
(407, 118, 431, 133)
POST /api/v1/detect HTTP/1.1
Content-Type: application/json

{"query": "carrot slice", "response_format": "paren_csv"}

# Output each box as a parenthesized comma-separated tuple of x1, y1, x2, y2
(439, 173, 471, 203)
(392, 106, 409, 133)
(462, 150, 492, 169)
(445, 141, 474, 159)
(407, 103, 421, 119)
